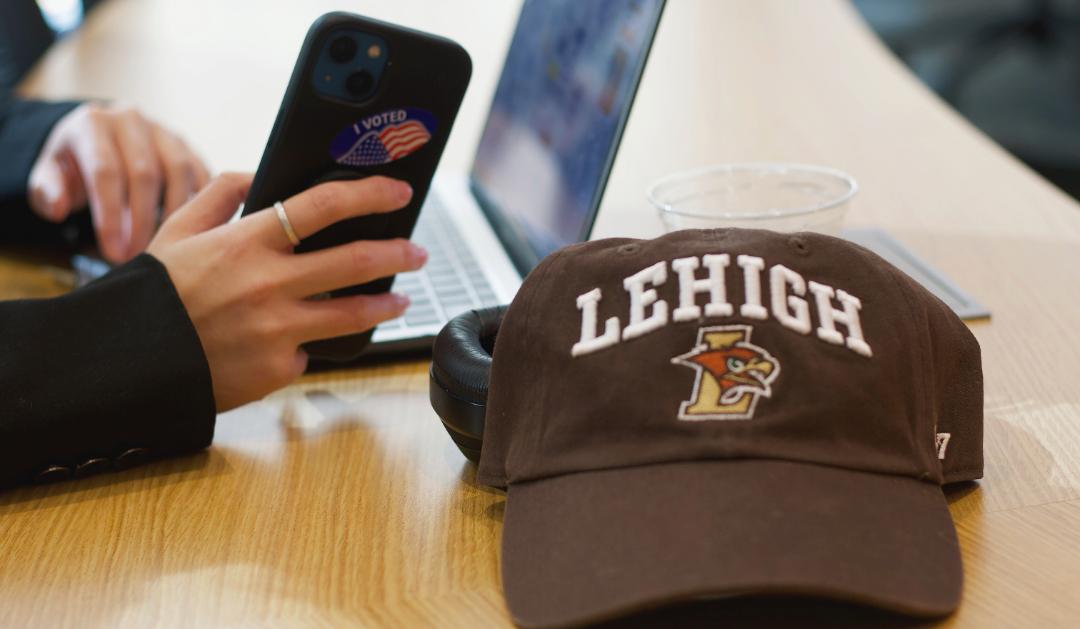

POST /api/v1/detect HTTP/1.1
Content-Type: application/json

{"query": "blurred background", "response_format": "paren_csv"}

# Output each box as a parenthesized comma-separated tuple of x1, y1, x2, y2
(1, 1, 96, 87)
(4, 0, 1079, 200)
(855, 0, 1080, 199)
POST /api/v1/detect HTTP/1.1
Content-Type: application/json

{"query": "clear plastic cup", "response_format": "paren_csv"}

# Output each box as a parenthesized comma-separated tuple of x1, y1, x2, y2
(647, 163, 858, 236)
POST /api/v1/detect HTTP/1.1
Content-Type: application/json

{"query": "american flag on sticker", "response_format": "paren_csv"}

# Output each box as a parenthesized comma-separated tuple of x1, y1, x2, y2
(330, 107, 437, 167)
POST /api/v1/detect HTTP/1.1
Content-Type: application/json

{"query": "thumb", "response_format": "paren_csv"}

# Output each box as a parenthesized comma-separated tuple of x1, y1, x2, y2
(27, 157, 75, 223)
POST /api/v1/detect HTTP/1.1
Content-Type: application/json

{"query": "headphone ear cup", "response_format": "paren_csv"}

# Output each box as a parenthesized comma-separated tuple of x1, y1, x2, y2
(429, 305, 507, 462)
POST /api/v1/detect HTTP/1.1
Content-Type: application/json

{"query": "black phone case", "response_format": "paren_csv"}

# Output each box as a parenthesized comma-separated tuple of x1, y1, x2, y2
(243, 12, 471, 361)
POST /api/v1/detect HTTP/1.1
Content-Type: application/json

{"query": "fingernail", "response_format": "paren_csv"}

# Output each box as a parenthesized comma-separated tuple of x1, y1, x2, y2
(409, 243, 428, 267)
(393, 293, 411, 309)
(397, 181, 413, 204)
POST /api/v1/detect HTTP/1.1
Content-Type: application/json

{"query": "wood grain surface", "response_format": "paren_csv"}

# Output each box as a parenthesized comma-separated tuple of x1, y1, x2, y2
(4, 0, 1080, 627)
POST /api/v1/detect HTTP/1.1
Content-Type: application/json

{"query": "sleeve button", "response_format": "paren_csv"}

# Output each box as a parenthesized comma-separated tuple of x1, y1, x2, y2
(74, 458, 111, 479)
(34, 465, 72, 484)
(114, 448, 150, 470)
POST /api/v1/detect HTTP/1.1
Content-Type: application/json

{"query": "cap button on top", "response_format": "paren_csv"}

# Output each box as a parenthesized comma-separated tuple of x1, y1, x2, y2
(114, 448, 150, 470)
(788, 236, 811, 256)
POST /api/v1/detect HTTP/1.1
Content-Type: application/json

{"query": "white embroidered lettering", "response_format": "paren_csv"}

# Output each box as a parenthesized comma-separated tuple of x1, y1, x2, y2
(623, 261, 669, 340)
(569, 252, 872, 359)
(737, 255, 768, 320)
(835, 289, 872, 357)
(936, 432, 951, 460)
(770, 264, 812, 335)
(571, 288, 620, 356)
(809, 281, 873, 357)
(671, 254, 733, 322)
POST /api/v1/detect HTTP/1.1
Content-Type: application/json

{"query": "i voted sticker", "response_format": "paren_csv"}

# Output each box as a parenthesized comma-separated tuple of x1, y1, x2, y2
(330, 107, 436, 167)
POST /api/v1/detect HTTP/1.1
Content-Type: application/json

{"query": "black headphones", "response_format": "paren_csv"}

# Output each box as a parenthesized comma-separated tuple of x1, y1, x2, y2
(429, 306, 508, 462)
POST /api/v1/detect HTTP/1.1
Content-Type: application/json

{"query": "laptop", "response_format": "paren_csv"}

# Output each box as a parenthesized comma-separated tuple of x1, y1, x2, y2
(366, 0, 666, 355)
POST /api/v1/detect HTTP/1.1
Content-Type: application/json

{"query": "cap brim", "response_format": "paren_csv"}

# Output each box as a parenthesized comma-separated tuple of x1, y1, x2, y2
(502, 459, 961, 628)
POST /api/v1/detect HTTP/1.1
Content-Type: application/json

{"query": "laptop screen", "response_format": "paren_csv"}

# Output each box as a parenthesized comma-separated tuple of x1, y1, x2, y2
(470, 0, 664, 272)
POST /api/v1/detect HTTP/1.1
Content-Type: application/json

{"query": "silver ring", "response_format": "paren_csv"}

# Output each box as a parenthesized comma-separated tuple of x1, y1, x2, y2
(274, 201, 301, 247)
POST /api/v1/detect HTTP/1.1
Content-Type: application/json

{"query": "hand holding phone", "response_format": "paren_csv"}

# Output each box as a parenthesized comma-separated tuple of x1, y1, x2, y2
(243, 12, 471, 362)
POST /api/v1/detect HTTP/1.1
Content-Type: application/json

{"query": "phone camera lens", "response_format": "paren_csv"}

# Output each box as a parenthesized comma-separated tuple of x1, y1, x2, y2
(346, 71, 374, 97)
(329, 36, 357, 63)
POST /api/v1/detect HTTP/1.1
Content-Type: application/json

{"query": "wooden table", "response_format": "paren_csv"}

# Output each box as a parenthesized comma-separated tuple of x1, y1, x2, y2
(5, 0, 1080, 626)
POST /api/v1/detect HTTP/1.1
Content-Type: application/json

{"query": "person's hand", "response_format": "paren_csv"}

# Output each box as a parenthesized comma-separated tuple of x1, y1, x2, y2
(28, 102, 211, 263)
(147, 173, 426, 411)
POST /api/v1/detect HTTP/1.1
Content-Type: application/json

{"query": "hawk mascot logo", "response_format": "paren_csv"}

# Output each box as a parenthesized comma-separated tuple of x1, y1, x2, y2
(671, 325, 780, 420)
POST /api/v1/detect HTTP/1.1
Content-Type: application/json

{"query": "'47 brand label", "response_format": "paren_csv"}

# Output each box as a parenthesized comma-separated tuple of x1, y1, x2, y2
(330, 107, 436, 167)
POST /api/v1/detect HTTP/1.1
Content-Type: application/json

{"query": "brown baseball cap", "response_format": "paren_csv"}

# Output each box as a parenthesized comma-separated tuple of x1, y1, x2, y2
(477, 228, 982, 627)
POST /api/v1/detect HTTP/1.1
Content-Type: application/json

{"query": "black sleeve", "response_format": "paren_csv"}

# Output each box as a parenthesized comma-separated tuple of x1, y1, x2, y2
(0, 93, 93, 247)
(0, 253, 217, 489)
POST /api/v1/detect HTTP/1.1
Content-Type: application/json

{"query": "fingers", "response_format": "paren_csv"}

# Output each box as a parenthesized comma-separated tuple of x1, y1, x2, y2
(27, 154, 76, 223)
(153, 125, 211, 217)
(291, 292, 410, 343)
(113, 110, 162, 258)
(30, 103, 214, 262)
(158, 172, 252, 240)
(285, 238, 427, 297)
(246, 176, 412, 248)
(190, 147, 211, 191)
(27, 111, 87, 223)
(69, 115, 130, 262)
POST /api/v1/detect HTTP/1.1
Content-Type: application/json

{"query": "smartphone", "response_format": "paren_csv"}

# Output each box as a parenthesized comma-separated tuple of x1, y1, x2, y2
(243, 12, 471, 362)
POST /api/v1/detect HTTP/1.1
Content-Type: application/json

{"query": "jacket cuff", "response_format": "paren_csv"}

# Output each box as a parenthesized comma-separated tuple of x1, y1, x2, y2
(0, 98, 81, 202)
(0, 253, 216, 488)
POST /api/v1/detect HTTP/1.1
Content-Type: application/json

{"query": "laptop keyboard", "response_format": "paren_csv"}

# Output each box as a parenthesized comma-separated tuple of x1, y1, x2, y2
(378, 196, 501, 333)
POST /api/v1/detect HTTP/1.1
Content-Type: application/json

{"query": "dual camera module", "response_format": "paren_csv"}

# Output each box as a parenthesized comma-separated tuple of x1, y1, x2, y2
(313, 30, 388, 102)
